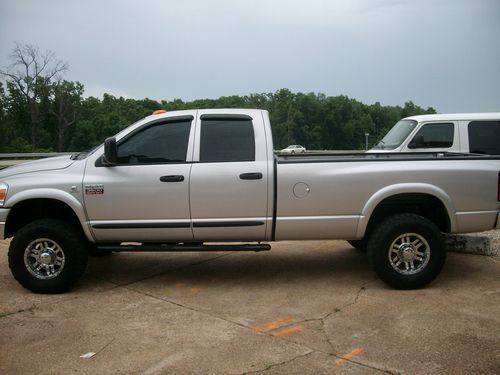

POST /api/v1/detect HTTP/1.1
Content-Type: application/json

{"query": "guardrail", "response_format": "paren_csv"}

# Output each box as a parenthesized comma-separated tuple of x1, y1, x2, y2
(0, 152, 73, 159)
(0, 152, 74, 168)
(0, 150, 363, 168)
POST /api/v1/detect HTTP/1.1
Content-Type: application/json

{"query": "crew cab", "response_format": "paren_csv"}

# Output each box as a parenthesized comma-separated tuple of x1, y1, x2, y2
(0, 109, 499, 293)
(370, 113, 500, 154)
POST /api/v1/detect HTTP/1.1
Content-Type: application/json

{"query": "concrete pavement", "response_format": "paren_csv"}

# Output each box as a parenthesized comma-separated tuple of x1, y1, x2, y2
(1, 239, 499, 374)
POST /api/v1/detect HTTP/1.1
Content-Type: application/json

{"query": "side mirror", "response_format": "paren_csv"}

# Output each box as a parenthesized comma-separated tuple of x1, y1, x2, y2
(409, 135, 425, 149)
(103, 137, 118, 165)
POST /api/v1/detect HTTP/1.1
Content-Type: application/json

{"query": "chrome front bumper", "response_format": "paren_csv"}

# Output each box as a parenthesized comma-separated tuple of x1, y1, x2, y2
(0, 208, 10, 239)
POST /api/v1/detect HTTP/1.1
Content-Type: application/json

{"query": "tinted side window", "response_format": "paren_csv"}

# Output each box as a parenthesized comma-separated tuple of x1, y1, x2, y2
(200, 119, 255, 162)
(117, 121, 191, 164)
(409, 123, 454, 149)
(468, 121, 500, 155)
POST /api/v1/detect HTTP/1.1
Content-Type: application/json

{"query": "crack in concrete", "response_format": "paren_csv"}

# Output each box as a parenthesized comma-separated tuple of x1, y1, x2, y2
(271, 333, 396, 375)
(338, 282, 367, 311)
(330, 353, 397, 374)
(106, 252, 233, 289)
(326, 352, 396, 374)
(107, 252, 397, 375)
(249, 282, 397, 374)
(123, 280, 396, 374)
(239, 350, 315, 374)
(0, 304, 37, 319)
(118, 287, 332, 374)
(0, 252, 231, 321)
(0, 291, 88, 319)
(122, 284, 252, 332)
(94, 337, 116, 357)
(282, 282, 369, 330)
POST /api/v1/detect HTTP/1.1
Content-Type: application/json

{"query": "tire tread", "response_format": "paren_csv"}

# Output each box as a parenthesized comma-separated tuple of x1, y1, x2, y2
(8, 219, 88, 293)
(367, 213, 446, 289)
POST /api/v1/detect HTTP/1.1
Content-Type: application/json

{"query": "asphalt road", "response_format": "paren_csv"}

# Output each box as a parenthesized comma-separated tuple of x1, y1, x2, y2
(1, 239, 499, 374)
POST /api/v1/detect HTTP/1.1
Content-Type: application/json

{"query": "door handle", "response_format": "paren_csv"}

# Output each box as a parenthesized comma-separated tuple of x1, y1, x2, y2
(239, 172, 263, 180)
(160, 175, 185, 182)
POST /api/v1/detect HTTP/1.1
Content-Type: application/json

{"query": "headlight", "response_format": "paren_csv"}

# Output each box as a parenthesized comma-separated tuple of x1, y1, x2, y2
(0, 182, 8, 207)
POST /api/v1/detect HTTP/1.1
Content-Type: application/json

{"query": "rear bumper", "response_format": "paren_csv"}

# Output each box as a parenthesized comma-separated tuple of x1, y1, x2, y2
(0, 208, 9, 239)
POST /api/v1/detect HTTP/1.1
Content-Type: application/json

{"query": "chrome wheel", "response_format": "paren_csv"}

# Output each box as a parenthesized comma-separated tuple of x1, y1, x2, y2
(24, 238, 65, 280)
(388, 233, 430, 275)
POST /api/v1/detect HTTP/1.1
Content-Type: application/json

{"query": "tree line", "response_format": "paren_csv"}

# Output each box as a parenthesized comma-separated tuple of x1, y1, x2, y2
(0, 44, 436, 153)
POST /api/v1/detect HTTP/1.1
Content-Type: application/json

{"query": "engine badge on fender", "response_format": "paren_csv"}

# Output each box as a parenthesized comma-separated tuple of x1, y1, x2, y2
(85, 184, 104, 195)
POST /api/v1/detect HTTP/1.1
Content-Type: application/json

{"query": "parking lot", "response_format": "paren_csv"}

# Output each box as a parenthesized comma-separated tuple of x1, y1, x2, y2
(1, 238, 499, 374)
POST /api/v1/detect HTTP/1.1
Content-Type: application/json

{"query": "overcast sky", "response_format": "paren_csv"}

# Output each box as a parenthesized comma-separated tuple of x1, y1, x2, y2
(1, 0, 499, 113)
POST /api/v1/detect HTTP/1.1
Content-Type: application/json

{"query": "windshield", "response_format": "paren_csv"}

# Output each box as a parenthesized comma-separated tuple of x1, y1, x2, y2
(372, 120, 418, 150)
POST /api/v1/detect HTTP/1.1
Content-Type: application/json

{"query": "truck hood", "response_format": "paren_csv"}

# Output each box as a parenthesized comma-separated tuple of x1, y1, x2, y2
(0, 155, 75, 179)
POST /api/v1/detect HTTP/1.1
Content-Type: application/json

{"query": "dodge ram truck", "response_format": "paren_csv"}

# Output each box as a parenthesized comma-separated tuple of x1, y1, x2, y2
(1, 109, 499, 293)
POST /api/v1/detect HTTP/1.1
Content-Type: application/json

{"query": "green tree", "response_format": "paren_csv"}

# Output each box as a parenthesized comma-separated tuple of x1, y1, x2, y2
(49, 80, 84, 151)
(0, 43, 68, 149)
(0, 82, 6, 151)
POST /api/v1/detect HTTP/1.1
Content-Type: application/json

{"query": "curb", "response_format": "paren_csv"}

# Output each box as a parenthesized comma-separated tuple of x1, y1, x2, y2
(445, 231, 499, 256)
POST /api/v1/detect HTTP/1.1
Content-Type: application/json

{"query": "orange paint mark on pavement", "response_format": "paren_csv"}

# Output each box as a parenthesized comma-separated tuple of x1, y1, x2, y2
(253, 318, 292, 333)
(191, 287, 200, 294)
(271, 324, 304, 337)
(335, 348, 364, 366)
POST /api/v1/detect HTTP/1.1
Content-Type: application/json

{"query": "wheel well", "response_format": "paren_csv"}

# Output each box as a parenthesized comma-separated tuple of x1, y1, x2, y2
(365, 193, 450, 239)
(5, 199, 83, 239)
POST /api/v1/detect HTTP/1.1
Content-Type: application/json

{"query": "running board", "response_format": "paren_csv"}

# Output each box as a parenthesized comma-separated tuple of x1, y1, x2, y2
(97, 243, 271, 253)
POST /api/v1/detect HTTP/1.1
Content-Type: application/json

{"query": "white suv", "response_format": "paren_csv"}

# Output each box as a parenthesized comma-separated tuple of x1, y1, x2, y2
(370, 113, 500, 154)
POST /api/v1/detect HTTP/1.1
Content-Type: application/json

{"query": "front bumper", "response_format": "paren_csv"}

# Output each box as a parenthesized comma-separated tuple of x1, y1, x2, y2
(0, 208, 10, 239)
(496, 213, 500, 229)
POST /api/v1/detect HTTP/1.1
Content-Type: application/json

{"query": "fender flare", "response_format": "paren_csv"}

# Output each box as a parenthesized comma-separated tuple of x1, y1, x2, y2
(356, 183, 457, 238)
(6, 188, 94, 242)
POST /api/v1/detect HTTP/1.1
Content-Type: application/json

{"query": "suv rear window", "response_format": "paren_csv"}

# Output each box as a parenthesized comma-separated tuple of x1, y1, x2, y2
(468, 121, 500, 155)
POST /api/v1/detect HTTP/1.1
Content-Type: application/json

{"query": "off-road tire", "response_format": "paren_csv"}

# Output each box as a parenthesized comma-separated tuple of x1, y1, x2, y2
(367, 214, 446, 289)
(8, 219, 88, 294)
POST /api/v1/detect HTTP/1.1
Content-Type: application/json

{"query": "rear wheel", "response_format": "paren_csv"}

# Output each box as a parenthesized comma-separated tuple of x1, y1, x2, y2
(367, 214, 446, 289)
(8, 219, 88, 293)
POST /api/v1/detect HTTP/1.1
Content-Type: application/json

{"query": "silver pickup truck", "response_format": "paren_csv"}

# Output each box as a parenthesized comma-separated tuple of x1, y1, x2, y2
(1, 109, 499, 293)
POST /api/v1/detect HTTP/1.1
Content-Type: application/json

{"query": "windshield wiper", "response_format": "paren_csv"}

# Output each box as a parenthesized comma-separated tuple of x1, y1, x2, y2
(71, 145, 99, 160)
(371, 140, 385, 150)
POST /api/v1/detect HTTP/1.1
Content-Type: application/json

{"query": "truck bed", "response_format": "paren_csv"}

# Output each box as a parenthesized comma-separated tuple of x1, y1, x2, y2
(276, 152, 500, 163)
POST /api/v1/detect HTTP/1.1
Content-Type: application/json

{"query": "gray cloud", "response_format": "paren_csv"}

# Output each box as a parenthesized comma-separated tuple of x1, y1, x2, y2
(1, 0, 499, 112)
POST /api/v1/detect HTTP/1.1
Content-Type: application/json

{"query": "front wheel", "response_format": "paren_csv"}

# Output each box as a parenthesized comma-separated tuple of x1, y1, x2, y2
(367, 214, 446, 289)
(8, 219, 88, 293)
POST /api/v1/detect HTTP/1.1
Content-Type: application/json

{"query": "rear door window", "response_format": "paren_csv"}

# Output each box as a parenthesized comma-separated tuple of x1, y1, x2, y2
(200, 118, 255, 162)
(468, 121, 500, 155)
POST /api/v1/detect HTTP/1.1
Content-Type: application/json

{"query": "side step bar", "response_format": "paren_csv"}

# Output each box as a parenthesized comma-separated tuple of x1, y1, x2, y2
(97, 243, 271, 253)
